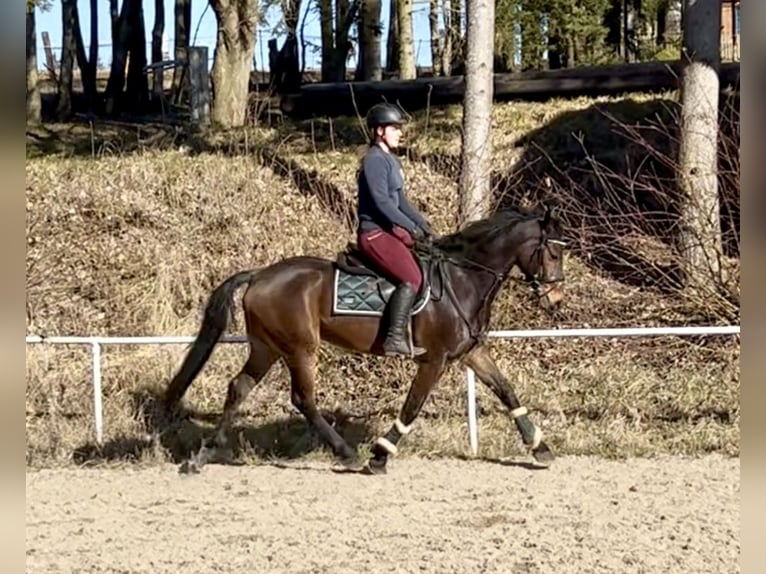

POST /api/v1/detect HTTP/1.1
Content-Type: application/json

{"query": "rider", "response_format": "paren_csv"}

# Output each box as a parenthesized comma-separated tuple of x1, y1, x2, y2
(356, 102, 435, 358)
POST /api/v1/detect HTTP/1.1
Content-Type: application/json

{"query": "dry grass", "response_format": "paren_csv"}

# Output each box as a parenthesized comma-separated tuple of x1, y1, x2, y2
(25, 91, 739, 469)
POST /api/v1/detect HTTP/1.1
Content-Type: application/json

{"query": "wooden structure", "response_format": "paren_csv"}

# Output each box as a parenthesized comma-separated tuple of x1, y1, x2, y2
(280, 60, 741, 118)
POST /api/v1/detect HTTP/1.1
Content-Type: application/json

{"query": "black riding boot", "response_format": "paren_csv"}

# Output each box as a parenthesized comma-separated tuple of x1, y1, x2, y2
(383, 283, 426, 357)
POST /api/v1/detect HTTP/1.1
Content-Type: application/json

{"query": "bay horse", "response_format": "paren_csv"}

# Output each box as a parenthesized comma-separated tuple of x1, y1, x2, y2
(163, 202, 568, 474)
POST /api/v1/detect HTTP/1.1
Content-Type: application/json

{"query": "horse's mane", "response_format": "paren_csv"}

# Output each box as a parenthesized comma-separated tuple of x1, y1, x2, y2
(433, 206, 543, 254)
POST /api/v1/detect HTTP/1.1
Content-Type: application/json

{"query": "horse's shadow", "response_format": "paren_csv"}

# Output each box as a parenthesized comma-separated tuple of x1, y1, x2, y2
(72, 388, 376, 468)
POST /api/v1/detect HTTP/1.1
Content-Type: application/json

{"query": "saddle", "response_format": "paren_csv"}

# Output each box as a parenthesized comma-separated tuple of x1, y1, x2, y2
(335, 242, 430, 290)
(335, 243, 381, 278)
(331, 242, 432, 317)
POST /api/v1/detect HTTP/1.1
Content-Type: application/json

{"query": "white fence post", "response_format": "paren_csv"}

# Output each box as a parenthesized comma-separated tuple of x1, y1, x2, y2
(91, 341, 103, 445)
(466, 367, 479, 457)
(25, 325, 740, 452)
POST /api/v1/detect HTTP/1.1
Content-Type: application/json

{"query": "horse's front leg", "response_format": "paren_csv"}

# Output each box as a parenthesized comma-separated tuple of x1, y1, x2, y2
(365, 357, 448, 475)
(463, 344, 555, 466)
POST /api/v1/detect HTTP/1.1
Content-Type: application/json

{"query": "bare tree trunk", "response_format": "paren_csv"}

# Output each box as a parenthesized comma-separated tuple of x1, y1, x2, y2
(104, 0, 134, 114)
(386, 0, 399, 74)
(125, 0, 148, 111)
(151, 0, 165, 97)
(173, 0, 191, 95)
(429, 0, 442, 76)
(396, 0, 417, 79)
(677, 0, 722, 286)
(56, 0, 77, 119)
(27, 3, 41, 124)
(441, 0, 453, 75)
(459, 0, 494, 224)
(329, 0, 359, 82)
(358, 0, 382, 80)
(85, 0, 99, 110)
(72, 3, 93, 107)
(274, 0, 302, 92)
(110, 0, 119, 63)
(442, 0, 462, 75)
(209, 0, 258, 128)
(319, 0, 334, 81)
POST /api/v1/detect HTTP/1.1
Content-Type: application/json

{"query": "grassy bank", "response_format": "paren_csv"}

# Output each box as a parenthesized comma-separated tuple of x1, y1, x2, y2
(25, 92, 740, 468)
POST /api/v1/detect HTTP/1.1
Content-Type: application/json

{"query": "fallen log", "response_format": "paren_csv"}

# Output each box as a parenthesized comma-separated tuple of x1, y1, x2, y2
(280, 60, 740, 118)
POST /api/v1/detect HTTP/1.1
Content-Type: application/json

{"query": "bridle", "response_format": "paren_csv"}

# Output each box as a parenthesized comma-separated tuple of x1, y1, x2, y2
(523, 235, 568, 297)
(414, 227, 568, 343)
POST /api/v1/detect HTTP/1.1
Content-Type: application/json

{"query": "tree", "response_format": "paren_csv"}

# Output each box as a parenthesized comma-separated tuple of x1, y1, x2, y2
(26, 0, 44, 124)
(396, 0, 416, 79)
(458, 0, 494, 224)
(56, 0, 77, 118)
(172, 0, 191, 96)
(209, 0, 258, 128)
(428, 0, 441, 75)
(386, 0, 398, 75)
(151, 0, 165, 99)
(318, 0, 360, 83)
(677, 0, 722, 286)
(441, 0, 463, 75)
(270, 0, 302, 92)
(357, 0, 383, 81)
(104, 0, 148, 114)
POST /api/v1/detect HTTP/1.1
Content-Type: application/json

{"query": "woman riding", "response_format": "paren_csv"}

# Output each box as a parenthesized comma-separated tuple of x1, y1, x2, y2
(356, 103, 435, 358)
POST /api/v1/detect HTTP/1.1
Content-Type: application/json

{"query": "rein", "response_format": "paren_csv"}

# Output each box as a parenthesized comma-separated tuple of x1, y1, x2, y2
(415, 241, 505, 343)
(415, 231, 567, 340)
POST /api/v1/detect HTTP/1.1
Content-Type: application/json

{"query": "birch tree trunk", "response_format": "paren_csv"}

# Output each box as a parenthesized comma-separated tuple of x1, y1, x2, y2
(396, 0, 417, 79)
(459, 0, 494, 224)
(27, 3, 41, 124)
(429, 0, 442, 76)
(677, 0, 722, 286)
(209, 0, 258, 128)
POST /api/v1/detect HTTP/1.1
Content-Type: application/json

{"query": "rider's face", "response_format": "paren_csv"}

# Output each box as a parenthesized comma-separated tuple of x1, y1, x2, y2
(378, 124, 403, 150)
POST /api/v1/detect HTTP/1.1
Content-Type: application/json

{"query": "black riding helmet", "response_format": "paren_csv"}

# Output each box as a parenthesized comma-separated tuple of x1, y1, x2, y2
(366, 103, 405, 130)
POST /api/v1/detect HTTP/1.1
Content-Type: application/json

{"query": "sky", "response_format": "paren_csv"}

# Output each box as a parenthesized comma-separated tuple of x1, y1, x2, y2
(33, 0, 449, 72)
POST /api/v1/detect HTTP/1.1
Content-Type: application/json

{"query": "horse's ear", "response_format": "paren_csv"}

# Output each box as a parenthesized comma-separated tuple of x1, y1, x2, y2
(539, 201, 559, 228)
(539, 203, 552, 227)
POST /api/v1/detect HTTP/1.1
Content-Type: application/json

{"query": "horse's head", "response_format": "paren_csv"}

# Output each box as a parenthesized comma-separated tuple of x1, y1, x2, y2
(514, 203, 567, 310)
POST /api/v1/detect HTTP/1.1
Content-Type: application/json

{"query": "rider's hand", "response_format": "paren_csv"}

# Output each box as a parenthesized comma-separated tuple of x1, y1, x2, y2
(393, 225, 415, 247)
(410, 227, 427, 242)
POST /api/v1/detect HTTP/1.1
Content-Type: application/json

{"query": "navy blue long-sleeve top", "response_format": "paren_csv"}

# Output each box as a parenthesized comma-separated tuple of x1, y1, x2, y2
(356, 145, 430, 235)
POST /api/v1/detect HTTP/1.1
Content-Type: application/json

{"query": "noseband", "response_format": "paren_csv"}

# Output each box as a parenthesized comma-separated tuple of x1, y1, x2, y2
(524, 235, 568, 293)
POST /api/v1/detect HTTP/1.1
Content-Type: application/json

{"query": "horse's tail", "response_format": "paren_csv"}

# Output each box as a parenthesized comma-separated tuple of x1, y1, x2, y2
(164, 269, 260, 413)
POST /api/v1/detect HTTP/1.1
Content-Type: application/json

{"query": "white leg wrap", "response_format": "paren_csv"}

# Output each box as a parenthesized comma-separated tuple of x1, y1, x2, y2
(394, 418, 412, 435)
(375, 437, 398, 455)
(530, 426, 543, 450)
(511, 406, 528, 419)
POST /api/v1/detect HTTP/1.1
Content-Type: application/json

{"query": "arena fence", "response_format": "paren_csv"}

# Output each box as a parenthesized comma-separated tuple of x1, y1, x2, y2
(25, 325, 740, 455)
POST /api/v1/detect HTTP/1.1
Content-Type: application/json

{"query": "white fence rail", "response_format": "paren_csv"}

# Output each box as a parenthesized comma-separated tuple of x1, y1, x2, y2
(26, 325, 740, 454)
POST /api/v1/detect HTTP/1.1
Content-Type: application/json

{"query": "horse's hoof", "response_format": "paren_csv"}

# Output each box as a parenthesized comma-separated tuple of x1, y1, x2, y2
(531, 441, 555, 467)
(336, 455, 365, 472)
(178, 460, 200, 475)
(363, 458, 388, 475)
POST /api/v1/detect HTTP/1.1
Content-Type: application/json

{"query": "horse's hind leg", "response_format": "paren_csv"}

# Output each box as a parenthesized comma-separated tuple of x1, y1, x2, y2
(463, 344, 554, 466)
(189, 337, 278, 470)
(287, 353, 362, 469)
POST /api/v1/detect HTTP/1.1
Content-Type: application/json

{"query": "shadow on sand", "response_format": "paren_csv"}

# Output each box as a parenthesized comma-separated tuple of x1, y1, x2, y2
(72, 387, 376, 470)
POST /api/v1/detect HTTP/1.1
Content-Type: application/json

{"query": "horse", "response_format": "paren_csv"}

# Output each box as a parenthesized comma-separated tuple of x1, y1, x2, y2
(163, 202, 568, 474)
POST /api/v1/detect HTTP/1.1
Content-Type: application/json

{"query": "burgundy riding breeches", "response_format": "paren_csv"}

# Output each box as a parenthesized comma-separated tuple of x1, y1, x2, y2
(357, 227, 423, 293)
